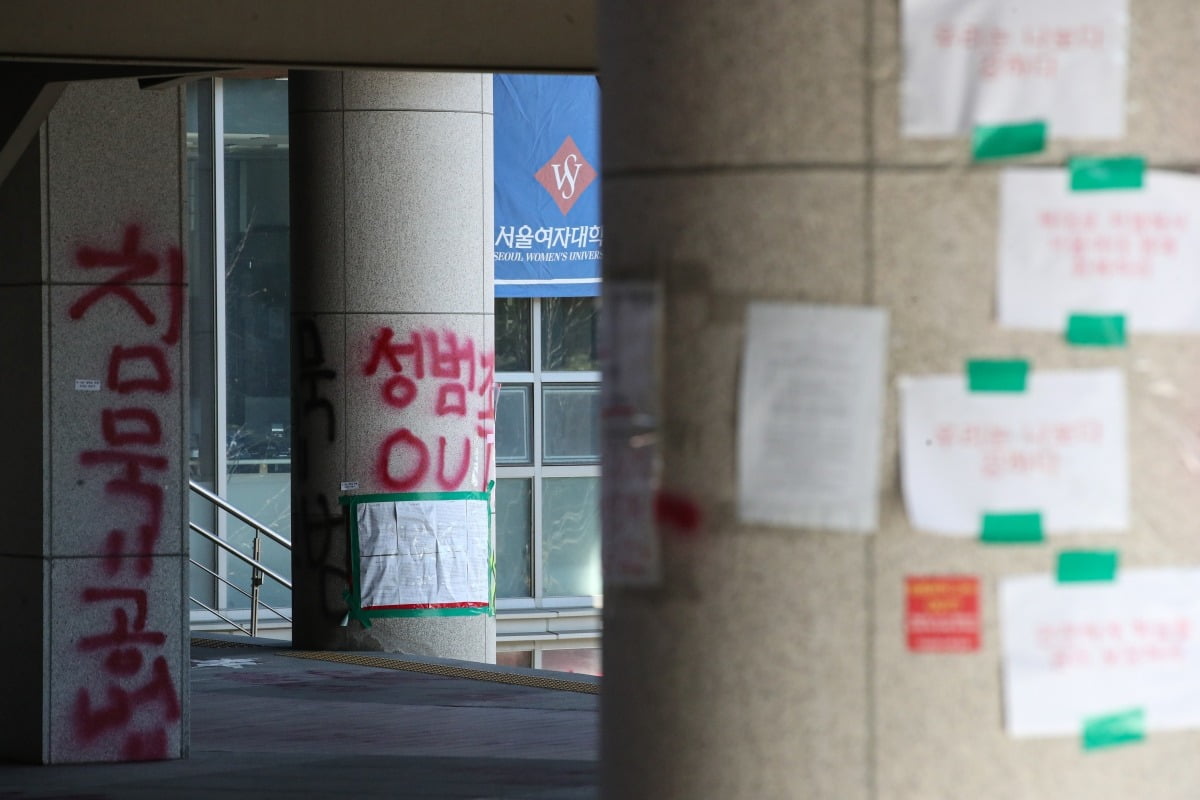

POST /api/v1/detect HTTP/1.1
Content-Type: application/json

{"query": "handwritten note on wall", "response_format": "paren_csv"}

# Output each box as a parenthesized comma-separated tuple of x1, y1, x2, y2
(899, 369, 1128, 535)
(903, 0, 1129, 138)
(998, 168, 1200, 332)
(1001, 569, 1200, 738)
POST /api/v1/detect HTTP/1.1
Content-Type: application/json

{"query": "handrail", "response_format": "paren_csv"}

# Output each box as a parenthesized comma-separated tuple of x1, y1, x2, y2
(189, 592, 252, 636)
(188, 480, 293, 637)
(190, 521, 292, 589)
(190, 480, 292, 550)
(190, 557, 293, 621)
(189, 558, 291, 629)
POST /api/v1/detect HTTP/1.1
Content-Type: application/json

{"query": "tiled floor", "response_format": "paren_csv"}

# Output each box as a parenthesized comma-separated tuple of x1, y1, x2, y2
(0, 639, 598, 799)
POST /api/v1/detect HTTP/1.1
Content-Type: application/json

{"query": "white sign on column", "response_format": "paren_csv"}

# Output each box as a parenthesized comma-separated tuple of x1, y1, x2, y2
(902, 0, 1129, 138)
(600, 282, 662, 586)
(1001, 569, 1200, 738)
(998, 168, 1200, 332)
(738, 303, 888, 532)
(899, 369, 1128, 535)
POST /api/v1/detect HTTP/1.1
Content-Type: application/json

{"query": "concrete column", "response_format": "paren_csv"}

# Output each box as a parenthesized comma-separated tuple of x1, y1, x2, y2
(0, 79, 188, 764)
(601, 2, 1200, 799)
(599, 2, 871, 797)
(290, 71, 495, 661)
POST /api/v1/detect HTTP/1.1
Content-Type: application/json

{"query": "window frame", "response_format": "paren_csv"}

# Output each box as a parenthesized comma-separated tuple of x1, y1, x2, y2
(187, 76, 296, 625)
(495, 297, 603, 611)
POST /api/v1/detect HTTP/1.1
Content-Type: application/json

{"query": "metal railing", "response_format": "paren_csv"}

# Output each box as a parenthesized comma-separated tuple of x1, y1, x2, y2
(188, 480, 292, 637)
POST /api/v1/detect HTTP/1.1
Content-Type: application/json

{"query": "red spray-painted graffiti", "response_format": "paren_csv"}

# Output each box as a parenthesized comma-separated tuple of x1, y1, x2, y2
(68, 224, 182, 760)
(654, 490, 702, 536)
(362, 327, 495, 492)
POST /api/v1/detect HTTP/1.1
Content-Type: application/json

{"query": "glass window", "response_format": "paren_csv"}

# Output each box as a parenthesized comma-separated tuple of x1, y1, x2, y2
(495, 478, 533, 598)
(224, 78, 291, 480)
(542, 384, 600, 464)
(495, 298, 531, 372)
(541, 647, 602, 676)
(187, 77, 294, 621)
(186, 79, 217, 485)
(187, 480, 216, 608)
(496, 650, 533, 668)
(496, 298, 603, 606)
(226, 474, 292, 610)
(496, 385, 533, 465)
(220, 78, 292, 611)
(542, 477, 601, 597)
(541, 297, 599, 371)
(186, 80, 218, 610)
(222, 77, 289, 138)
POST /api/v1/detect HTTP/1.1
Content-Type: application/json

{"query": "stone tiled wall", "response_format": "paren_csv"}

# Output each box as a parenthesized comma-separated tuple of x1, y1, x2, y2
(289, 72, 496, 660)
(600, 2, 1200, 797)
(0, 78, 189, 764)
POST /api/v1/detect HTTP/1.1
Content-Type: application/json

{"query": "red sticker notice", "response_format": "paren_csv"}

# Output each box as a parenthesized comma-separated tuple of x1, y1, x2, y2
(906, 575, 980, 653)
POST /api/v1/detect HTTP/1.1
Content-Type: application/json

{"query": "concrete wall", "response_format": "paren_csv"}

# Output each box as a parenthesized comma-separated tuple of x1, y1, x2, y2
(873, 3, 1200, 796)
(0, 78, 187, 764)
(600, 1, 1200, 797)
(290, 71, 496, 660)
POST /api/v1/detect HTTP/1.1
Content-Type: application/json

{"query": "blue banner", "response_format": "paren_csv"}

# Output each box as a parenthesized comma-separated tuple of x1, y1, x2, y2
(493, 74, 601, 298)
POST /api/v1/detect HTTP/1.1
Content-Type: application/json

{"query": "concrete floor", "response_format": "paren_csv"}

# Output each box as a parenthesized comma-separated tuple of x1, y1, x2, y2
(0, 638, 598, 799)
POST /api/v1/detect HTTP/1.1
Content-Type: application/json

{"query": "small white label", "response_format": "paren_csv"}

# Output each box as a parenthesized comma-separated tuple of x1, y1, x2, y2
(340, 481, 360, 491)
(486, 433, 495, 444)
(75, 379, 102, 392)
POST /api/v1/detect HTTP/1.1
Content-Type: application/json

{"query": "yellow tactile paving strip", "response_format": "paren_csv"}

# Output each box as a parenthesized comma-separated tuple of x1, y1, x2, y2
(190, 637, 599, 695)
(281, 650, 600, 695)
(192, 636, 273, 649)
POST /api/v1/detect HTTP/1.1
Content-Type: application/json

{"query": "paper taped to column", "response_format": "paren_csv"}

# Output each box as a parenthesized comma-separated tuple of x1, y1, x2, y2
(737, 302, 888, 532)
(997, 168, 1200, 332)
(342, 492, 492, 621)
(902, 0, 1129, 138)
(601, 282, 662, 586)
(1000, 569, 1200, 738)
(898, 368, 1128, 536)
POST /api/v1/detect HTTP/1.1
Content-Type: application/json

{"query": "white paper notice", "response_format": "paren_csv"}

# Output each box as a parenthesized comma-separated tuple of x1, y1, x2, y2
(356, 499, 489, 608)
(998, 168, 1200, 332)
(600, 282, 662, 586)
(1001, 569, 1200, 738)
(738, 303, 888, 532)
(899, 369, 1127, 535)
(902, 0, 1129, 138)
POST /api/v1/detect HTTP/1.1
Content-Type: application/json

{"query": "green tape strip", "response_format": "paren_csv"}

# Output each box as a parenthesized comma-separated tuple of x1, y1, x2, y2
(972, 120, 1047, 161)
(344, 489, 494, 624)
(340, 490, 490, 505)
(342, 589, 372, 629)
(967, 359, 1029, 392)
(488, 548, 497, 610)
(346, 509, 371, 628)
(488, 480, 497, 614)
(1083, 708, 1145, 751)
(357, 606, 490, 619)
(1070, 155, 1145, 191)
(1065, 313, 1127, 347)
(980, 512, 1044, 544)
(1057, 550, 1119, 583)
